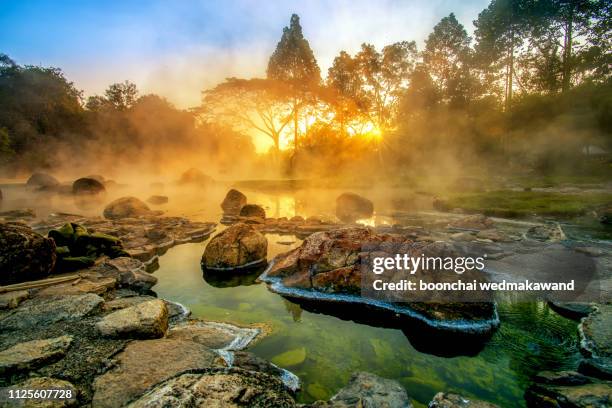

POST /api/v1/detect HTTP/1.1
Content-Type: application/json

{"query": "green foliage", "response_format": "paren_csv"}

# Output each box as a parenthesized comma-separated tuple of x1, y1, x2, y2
(443, 190, 612, 217)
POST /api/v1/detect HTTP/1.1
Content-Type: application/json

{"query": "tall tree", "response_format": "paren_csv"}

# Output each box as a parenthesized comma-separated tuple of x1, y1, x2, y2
(474, 0, 529, 109)
(423, 13, 477, 107)
(104, 80, 139, 110)
(267, 14, 321, 151)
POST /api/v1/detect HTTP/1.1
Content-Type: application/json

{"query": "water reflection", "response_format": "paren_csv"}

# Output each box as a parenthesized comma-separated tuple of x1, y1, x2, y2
(202, 266, 265, 288)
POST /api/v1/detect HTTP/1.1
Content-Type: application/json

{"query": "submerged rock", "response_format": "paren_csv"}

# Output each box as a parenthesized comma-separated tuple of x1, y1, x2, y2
(429, 392, 499, 407)
(125, 368, 296, 408)
(96, 299, 168, 339)
(0, 335, 73, 374)
(526, 223, 566, 242)
(525, 370, 611, 407)
(239, 203, 266, 219)
(91, 338, 224, 408)
(147, 195, 168, 205)
(0, 222, 56, 285)
(579, 304, 611, 359)
(103, 197, 152, 219)
(221, 189, 247, 215)
(271, 347, 306, 367)
(202, 223, 267, 270)
(335, 193, 374, 223)
(27, 172, 60, 188)
(308, 371, 411, 408)
(72, 177, 106, 195)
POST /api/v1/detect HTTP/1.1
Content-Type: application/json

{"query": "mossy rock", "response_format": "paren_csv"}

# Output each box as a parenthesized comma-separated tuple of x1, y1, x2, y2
(271, 347, 306, 367)
(56, 256, 96, 271)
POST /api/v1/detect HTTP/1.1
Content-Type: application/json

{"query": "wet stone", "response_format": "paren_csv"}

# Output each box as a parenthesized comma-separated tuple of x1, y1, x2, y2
(0, 335, 73, 374)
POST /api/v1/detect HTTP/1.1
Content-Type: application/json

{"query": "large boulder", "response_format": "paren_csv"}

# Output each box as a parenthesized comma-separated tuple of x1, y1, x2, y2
(264, 227, 498, 333)
(239, 203, 266, 219)
(336, 193, 374, 223)
(96, 299, 168, 339)
(72, 177, 106, 195)
(125, 368, 296, 408)
(103, 197, 152, 219)
(0, 222, 57, 285)
(26, 172, 60, 188)
(178, 168, 214, 186)
(202, 223, 267, 270)
(221, 189, 247, 215)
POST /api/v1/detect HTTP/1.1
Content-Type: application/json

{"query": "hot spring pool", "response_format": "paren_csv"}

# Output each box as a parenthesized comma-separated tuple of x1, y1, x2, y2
(151, 234, 581, 407)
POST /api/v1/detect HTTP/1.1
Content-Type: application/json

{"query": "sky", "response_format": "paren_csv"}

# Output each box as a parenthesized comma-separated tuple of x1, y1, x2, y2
(0, 0, 489, 109)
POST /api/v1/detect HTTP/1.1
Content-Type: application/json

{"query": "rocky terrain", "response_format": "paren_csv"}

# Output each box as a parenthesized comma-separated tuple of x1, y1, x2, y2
(0, 186, 610, 407)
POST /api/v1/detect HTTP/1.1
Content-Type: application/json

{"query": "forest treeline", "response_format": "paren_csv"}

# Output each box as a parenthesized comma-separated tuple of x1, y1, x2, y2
(1, 0, 610, 179)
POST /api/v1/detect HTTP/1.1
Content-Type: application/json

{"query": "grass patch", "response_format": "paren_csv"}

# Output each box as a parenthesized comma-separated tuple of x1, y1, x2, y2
(443, 190, 612, 218)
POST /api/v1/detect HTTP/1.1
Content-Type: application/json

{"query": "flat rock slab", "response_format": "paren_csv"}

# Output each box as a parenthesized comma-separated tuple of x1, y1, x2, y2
(167, 320, 259, 350)
(580, 304, 612, 358)
(96, 299, 168, 339)
(429, 392, 500, 407)
(37, 277, 117, 297)
(6, 377, 78, 407)
(92, 338, 224, 408)
(125, 368, 296, 408)
(0, 294, 103, 331)
(0, 335, 73, 374)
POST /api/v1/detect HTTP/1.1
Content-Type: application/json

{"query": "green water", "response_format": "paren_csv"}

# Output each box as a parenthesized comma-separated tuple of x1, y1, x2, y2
(152, 235, 581, 407)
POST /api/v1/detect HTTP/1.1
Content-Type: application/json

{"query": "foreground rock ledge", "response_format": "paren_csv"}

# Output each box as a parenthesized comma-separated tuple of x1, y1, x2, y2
(262, 227, 499, 335)
(96, 299, 168, 339)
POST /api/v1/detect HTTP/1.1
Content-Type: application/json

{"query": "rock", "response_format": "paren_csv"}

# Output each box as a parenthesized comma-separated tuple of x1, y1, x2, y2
(335, 193, 374, 223)
(106, 257, 157, 291)
(579, 358, 612, 380)
(7, 377, 78, 407)
(548, 301, 595, 320)
(0, 294, 103, 331)
(91, 338, 224, 408)
(271, 347, 306, 367)
(27, 172, 60, 188)
(86, 174, 105, 184)
(202, 223, 267, 270)
(0, 335, 73, 374)
(0, 290, 29, 309)
(579, 304, 612, 359)
(48, 223, 129, 270)
(96, 299, 168, 339)
(125, 368, 296, 408)
(103, 197, 152, 219)
(476, 229, 513, 242)
(0, 222, 56, 285)
(599, 207, 612, 225)
(233, 351, 301, 392)
(264, 227, 498, 333)
(526, 223, 566, 242)
(167, 320, 259, 350)
(525, 370, 612, 408)
(311, 372, 411, 408)
(239, 204, 266, 219)
(0, 208, 36, 219)
(72, 177, 106, 195)
(146, 195, 168, 205)
(429, 392, 499, 407)
(448, 215, 493, 231)
(178, 168, 213, 185)
(221, 189, 247, 215)
(37, 276, 116, 296)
